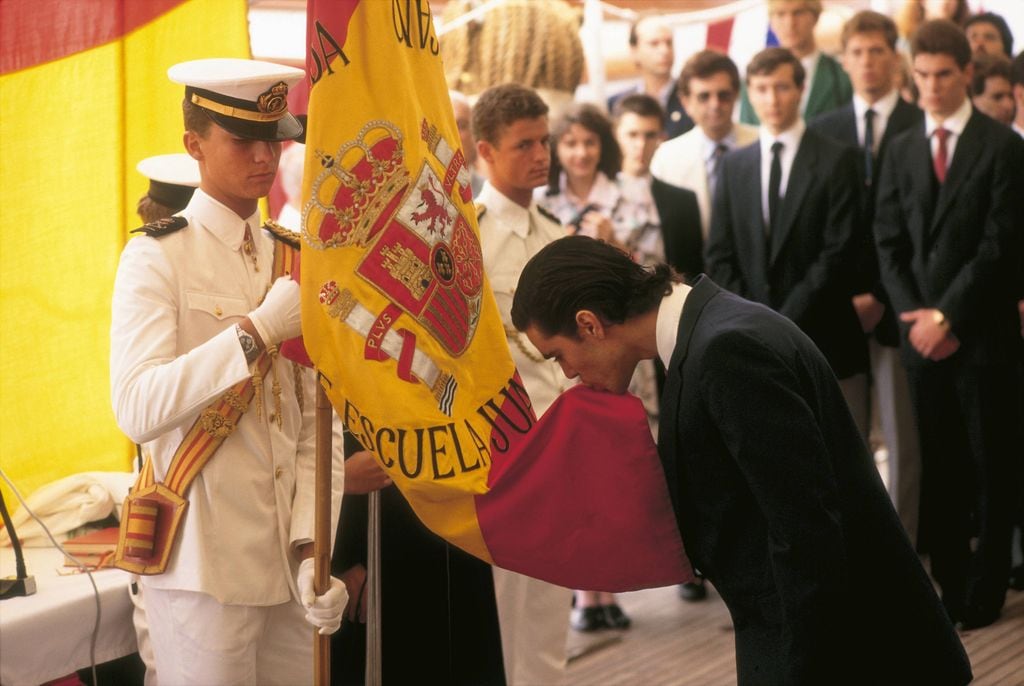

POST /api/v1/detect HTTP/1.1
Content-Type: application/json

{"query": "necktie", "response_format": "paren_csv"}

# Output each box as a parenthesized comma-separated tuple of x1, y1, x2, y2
(933, 127, 949, 184)
(709, 143, 728, 200)
(864, 109, 876, 186)
(768, 141, 783, 235)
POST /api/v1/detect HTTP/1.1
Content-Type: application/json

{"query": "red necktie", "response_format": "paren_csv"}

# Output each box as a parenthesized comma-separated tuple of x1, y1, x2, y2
(933, 127, 949, 184)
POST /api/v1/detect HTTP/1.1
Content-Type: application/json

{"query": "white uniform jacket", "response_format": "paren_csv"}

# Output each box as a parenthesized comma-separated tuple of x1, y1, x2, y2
(477, 182, 573, 413)
(110, 189, 343, 606)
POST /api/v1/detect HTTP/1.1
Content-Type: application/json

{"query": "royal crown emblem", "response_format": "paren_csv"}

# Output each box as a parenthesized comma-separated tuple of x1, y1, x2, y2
(257, 82, 289, 115)
(304, 119, 481, 414)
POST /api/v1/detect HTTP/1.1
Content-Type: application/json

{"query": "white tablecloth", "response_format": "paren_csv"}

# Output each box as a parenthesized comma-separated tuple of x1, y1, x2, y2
(0, 546, 136, 686)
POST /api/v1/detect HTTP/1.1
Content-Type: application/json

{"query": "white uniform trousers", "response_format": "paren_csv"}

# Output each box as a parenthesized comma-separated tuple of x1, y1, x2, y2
(129, 577, 158, 686)
(871, 339, 921, 545)
(493, 567, 571, 686)
(144, 586, 312, 686)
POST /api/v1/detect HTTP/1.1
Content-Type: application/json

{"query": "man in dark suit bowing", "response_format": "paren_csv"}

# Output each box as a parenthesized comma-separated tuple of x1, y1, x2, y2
(809, 10, 924, 545)
(510, 236, 971, 686)
(706, 47, 869, 433)
(874, 19, 1024, 630)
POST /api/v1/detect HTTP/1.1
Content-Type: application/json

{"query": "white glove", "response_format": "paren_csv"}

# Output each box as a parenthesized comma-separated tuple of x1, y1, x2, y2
(297, 557, 348, 635)
(249, 277, 301, 345)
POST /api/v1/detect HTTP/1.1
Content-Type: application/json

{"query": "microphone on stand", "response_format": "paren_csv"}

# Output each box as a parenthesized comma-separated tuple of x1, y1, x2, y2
(1, 488, 36, 599)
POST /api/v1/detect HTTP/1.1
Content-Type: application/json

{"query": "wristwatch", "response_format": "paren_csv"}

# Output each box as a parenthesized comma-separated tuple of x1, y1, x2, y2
(236, 324, 261, 364)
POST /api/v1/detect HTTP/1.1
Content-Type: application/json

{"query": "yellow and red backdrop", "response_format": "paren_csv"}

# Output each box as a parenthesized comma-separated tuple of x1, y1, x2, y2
(0, 0, 249, 506)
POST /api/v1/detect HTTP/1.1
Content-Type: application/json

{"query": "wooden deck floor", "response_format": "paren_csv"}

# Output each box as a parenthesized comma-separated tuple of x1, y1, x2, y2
(565, 584, 1024, 685)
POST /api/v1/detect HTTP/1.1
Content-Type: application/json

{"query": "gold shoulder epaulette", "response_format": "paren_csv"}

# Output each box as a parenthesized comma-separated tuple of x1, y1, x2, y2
(536, 204, 561, 227)
(263, 219, 302, 249)
(130, 215, 188, 238)
(474, 202, 487, 221)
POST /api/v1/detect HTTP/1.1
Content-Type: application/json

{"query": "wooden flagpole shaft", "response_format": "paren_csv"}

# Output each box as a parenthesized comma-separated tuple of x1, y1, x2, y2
(365, 490, 382, 685)
(313, 383, 332, 686)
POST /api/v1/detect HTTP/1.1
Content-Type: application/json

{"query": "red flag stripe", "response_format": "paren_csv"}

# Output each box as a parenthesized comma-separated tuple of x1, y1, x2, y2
(706, 17, 735, 54)
(1, 0, 187, 75)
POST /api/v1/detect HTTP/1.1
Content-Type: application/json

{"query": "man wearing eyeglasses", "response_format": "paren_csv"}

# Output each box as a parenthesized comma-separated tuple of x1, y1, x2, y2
(650, 50, 758, 241)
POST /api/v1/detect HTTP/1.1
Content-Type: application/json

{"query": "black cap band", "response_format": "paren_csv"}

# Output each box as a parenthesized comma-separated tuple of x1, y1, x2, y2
(148, 181, 196, 211)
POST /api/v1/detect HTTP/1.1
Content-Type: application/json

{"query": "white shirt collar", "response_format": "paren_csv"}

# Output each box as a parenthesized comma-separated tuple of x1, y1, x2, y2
(853, 88, 900, 122)
(800, 51, 820, 73)
(656, 282, 692, 367)
(759, 118, 805, 157)
(185, 188, 260, 252)
(477, 181, 534, 239)
(700, 128, 739, 161)
(1014, 121, 1024, 139)
(657, 80, 675, 109)
(925, 97, 972, 137)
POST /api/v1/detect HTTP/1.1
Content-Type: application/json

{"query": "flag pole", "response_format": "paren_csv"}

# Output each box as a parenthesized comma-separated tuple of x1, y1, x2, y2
(313, 383, 333, 686)
(365, 490, 382, 685)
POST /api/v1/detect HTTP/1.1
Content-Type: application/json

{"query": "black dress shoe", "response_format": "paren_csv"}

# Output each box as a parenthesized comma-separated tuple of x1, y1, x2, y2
(570, 606, 609, 632)
(602, 603, 631, 629)
(678, 580, 707, 602)
(956, 605, 1001, 631)
(1009, 564, 1024, 591)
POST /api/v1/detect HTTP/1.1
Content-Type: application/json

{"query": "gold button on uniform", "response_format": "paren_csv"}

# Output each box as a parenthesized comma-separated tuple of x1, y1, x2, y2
(268, 412, 276, 424)
(275, 467, 283, 479)
(214, 305, 223, 316)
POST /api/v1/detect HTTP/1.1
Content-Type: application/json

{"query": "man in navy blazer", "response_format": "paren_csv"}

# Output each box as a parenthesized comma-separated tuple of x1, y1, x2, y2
(510, 236, 971, 686)
(707, 47, 868, 429)
(875, 20, 1024, 630)
(809, 10, 924, 544)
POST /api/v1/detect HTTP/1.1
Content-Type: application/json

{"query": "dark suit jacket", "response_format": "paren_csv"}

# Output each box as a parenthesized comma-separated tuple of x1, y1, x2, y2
(658, 276, 972, 686)
(652, 177, 703, 278)
(874, 108, 1024, 367)
(705, 127, 868, 378)
(740, 52, 852, 125)
(809, 97, 924, 346)
(608, 82, 694, 140)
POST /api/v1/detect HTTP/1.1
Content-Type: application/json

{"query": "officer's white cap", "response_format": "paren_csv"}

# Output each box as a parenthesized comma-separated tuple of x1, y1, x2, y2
(136, 153, 200, 187)
(168, 58, 305, 141)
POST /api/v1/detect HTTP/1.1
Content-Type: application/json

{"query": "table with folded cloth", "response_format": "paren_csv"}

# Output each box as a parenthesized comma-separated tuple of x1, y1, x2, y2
(1, 471, 137, 686)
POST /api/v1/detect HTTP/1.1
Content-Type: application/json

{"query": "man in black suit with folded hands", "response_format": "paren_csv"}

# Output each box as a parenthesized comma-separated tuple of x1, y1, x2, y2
(875, 20, 1024, 631)
(706, 47, 869, 431)
(809, 10, 924, 545)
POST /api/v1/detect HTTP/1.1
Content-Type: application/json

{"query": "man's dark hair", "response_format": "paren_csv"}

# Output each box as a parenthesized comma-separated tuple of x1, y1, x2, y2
(841, 10, 899, 51)
(970, 53, 1013, 96)
(511, 236, 674, 338)
(547, 103, 622, 194)
(677, 49, 740, 96)
(1012, 50, 1024, 87)
(911, 19, 972, 69)
(183, 97, 214, 136)
(745, 47, 806, 89)
(965, 12, 1014, 57)
(611, 93, 664, 126)
(471, 83, 549, 145)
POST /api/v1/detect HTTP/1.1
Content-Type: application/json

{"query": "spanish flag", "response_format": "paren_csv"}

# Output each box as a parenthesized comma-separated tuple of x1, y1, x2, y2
(302, 0, 692, 591)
